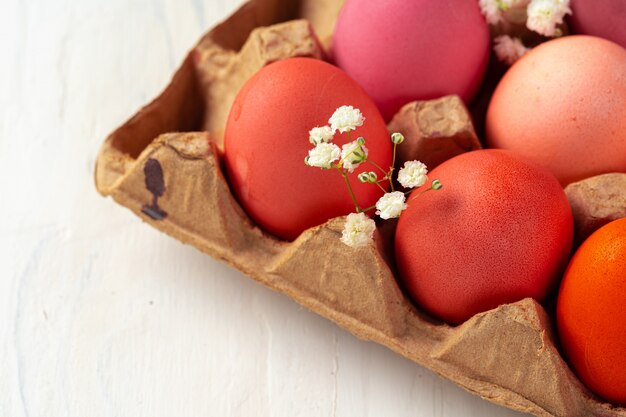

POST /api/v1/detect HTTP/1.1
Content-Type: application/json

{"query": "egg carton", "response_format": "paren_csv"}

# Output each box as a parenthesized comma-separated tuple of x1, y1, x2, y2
(94, 0, 626, 415)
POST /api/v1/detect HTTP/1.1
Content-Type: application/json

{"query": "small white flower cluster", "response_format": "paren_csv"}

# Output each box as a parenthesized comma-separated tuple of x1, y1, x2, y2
(479, 0, 572, 64)
(526, 0, 572, 37)
(305, 105, 368, 171)
(375, 192, 408, 220)
(329, 105, 365, 133)
(306, 106, 441, 248)
(397, 160, 429, 189)
(340, 212, 376, 248)
(493, 35, 530, 65)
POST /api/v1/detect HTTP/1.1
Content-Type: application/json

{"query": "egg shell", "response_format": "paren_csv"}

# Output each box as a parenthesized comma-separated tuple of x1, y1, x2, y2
(486, 35, 626, 186)
(332, 0, 490, 120)
(557, 218, 626, 405)
(224, 58, 392, 241)
(569, 0, 626, 50)
(395, 150, 573, 325)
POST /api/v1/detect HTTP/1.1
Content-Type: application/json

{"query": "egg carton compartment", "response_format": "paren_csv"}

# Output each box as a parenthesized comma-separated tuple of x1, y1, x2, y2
(94, 0, 626, 415)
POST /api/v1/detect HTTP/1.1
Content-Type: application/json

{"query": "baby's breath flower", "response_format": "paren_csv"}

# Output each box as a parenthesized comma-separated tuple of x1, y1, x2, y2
(305, 143, 341, 169)
(340, 212, 376, 248)
(479, 0, 504, 24)
(397, 161, 429, 189)
(341, 140, 369, 172)
(329, 106, 365, 133)
(494, 35, 530, 65)
(391, 132, 405, 144)
(358, 171, 378, 183)
(375, 191, 407, 220)
(309, 126, 335, 145)
(526, 0, 571, 37)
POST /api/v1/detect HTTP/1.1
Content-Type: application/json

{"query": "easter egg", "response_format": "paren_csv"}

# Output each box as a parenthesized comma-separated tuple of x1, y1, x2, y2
(224, 58, 392, 241)
(557, 217, 626, 405)
(395, 150, 573, 325)
(486, 36, 626, 186)
(332, 0, 490, 120)
(569, 0, 626, 50)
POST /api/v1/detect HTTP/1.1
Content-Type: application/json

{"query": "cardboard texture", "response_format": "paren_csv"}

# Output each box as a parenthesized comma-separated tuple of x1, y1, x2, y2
(565, 173, 626, 245)
(388, 96, 483, 171)
(94, 1, 626, 415)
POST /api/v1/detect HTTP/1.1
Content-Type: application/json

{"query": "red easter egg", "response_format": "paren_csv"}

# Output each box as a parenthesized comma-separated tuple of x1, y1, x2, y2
(224, 58, 392, 241)
(570, 0, 626, 50)
(332, 0, 490, 120)
(395, 150, 573, 324)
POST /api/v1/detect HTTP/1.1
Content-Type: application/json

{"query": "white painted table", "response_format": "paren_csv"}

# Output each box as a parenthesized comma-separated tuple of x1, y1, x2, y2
(0, 1, 529, 416)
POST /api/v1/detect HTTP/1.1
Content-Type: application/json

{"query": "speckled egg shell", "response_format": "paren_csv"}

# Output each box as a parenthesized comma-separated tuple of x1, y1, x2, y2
(224, 58, 392, 241)
(395, 150, 573, 325)
(486, 35, 626, 186)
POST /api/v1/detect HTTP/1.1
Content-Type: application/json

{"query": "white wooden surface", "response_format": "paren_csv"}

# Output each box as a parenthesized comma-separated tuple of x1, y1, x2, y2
(0, 1, 529, 416)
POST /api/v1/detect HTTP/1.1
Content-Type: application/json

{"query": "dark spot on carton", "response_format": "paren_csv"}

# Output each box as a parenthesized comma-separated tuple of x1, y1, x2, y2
(142, 158, 168, 221)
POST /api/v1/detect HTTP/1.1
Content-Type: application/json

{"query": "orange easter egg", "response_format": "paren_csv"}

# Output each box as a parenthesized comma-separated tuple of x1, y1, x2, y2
(557, 217, 626, 405)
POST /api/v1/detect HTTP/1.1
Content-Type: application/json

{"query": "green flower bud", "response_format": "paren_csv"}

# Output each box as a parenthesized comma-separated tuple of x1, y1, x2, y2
(358, 171, 378, 183)
(357, 137, 366, 145)
(431, 179, 442, 190)
(391, 132, 405, 144)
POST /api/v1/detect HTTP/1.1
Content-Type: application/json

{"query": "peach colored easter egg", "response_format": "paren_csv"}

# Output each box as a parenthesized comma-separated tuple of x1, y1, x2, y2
(486, 36, 626, 186)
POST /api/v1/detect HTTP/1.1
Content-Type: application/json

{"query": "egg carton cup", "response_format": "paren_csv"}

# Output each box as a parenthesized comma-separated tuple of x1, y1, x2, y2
(94, 0, 626, 416)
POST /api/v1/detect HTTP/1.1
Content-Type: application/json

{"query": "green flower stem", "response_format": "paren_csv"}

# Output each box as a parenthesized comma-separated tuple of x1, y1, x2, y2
(367, 158, 394, 191)
(338, 168, 361, 212)
(389, 142, 398, 192)
(408, 182, 441, 202)
(367, 158, 388, 175)
(374, 182, 387, 193)
(359, 203, 377, 213)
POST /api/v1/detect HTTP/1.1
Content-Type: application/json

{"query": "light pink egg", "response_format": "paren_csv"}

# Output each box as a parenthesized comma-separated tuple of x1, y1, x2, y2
(486, 36, 626, 186)
(332, 0, 491, 120)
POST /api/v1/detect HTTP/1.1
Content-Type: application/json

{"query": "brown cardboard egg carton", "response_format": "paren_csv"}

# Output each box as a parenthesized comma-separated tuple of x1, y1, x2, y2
(94, 1, 626, 415)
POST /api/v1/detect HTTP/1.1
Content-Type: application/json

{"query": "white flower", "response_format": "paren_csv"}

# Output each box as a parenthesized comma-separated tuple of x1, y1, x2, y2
(493, 35, 530, 65)
(398, 161, 429, 189)
(306, 143, 341, 169)
(309, 126, 335, 145)
(479, 0, 504, 24)
(340, 140, 369, 172)
(341, 212, 376, 248)
(329, 106, 365, 133)
(375, 192, 407, 220)
(526, 0, 572, 37)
